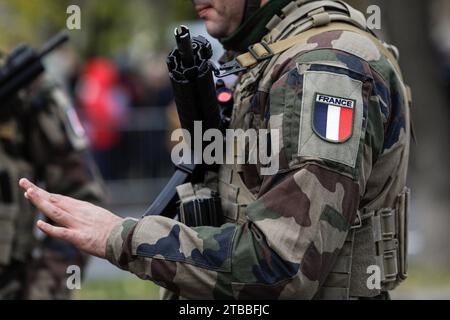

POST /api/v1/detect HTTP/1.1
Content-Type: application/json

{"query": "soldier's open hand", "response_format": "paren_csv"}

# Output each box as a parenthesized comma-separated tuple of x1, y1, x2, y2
(19, 178, 123, 259)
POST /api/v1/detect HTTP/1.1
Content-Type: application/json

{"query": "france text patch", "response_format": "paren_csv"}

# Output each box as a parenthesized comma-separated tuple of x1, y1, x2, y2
(298, 68, 364, 168)
(313, 93, 355, 143)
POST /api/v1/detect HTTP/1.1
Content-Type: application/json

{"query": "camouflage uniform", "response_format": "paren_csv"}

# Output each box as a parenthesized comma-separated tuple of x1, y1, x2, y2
(0, 77, 105, 300)
(106, 0, 411, 299)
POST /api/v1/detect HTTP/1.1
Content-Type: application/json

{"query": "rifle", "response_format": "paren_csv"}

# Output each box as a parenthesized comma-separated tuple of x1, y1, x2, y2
(143, 26, 229, 227)
(0, 32, 69, 102)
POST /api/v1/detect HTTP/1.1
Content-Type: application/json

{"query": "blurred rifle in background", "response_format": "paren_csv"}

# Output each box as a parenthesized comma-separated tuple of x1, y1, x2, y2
(0, 32, 69, 102)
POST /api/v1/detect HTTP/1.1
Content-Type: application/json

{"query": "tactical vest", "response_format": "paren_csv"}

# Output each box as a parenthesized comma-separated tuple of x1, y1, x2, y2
(0, 122, 34, 267)
(176, 0, 412, 299)
(0, 81, 90, 268)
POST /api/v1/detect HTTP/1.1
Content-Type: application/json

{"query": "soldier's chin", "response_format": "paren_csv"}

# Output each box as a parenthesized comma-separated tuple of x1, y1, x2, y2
(204, 20, 229, 39)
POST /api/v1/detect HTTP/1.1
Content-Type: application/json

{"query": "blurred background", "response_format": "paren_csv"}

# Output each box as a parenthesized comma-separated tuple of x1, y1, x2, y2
(0, 0, 448, 299)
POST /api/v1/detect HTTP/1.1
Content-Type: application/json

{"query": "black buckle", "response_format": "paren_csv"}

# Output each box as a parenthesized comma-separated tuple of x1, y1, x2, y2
(350, 211, 362, 229)
(215, 60, 247, 78)
(248, 41, 274, 62)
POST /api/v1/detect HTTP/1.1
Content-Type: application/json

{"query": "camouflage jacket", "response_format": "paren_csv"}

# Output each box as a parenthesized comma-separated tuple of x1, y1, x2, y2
(0, 78, 105, 267)
(106, 1, 411, 299)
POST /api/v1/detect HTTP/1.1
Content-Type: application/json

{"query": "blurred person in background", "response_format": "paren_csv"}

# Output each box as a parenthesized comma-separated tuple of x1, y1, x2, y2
(77, 58, 130, 180)
(140, 55, 173, 108)
(96, 54, 174, 180)
(0, 49, 105, 299)
(135, 56, 173, 178)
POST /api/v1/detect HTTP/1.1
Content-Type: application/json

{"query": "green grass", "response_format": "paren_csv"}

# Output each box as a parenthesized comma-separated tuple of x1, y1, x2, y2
(396, 264, 450, 288)
(391, 264, 450, 299)
(74, 277, 161, 300)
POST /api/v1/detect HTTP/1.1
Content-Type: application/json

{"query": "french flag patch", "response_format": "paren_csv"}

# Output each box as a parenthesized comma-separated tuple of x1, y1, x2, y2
(313, 93, 355, 143)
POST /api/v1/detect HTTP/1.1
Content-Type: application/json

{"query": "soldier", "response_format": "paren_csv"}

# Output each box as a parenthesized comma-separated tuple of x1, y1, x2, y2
(19, 0, 412, 300)
(0, 58, 105, 299)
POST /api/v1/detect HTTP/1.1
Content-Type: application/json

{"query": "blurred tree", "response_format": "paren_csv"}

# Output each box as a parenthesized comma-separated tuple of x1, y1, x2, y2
(0, 0, 70, 48)
(0, 0, 197, 57)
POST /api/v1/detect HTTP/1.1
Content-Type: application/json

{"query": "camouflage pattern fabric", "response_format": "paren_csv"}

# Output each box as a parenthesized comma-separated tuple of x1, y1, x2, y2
(0, 78, 105, 300)
(106, 3, 410, 300)
(24, 239, 89, 300)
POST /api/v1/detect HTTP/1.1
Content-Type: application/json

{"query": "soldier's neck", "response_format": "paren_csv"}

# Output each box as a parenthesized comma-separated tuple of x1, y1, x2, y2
(219, 0, 293, 53)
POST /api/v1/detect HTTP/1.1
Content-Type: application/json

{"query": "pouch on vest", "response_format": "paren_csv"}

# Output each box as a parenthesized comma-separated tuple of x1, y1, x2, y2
(218, 164, 257, 225)
(316, 188, 410, 299)
(351, 187, 410, 295)
(176, 183, 223, 227)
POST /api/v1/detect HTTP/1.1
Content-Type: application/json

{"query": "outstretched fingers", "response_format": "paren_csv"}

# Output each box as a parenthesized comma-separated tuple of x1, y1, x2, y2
(20, 178, 51, 201)
(20, 178, 83, 213)
(23, 184, 72, 227)
(36, 220, 77, 242)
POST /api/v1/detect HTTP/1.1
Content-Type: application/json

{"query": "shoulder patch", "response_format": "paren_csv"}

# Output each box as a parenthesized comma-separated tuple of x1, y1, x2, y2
(313, 93, 355, 143)
(298, 67, 364, 168)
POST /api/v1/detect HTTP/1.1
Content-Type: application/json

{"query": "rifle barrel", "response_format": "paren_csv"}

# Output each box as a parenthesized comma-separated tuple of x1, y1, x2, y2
(175, 25, 194, 68)
(38, 32, 69, 57)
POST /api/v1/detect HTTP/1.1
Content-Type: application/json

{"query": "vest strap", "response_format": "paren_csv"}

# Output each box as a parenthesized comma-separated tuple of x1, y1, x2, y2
(233, 22, 402, 79)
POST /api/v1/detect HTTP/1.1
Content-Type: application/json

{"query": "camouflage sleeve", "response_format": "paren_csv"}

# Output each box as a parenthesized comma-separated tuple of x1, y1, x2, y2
(106, 47, 389, 299)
